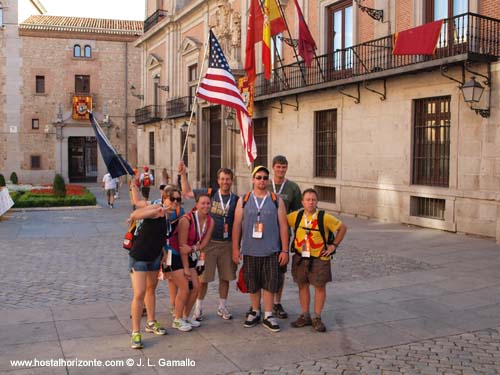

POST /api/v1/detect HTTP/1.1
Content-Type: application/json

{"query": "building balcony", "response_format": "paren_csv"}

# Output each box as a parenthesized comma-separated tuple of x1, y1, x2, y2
(255, 13, 500, 101)
(165, 96, 193, 119)
(135, 105, 163, 125)
(144, 9, 168, 33)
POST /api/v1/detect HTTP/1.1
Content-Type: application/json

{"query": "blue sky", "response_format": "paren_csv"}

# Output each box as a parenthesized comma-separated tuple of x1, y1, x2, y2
(41, 0, 145, 20)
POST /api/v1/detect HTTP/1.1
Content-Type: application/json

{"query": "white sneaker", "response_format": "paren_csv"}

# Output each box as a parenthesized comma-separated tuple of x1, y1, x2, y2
(172, 318, 192, 332)
(217, 306, 233, 320)
(185, 317, 201, 328)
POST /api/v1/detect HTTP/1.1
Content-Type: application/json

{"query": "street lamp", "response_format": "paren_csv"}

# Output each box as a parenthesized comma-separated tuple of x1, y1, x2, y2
(180, 121, 195, 138)
(130, 85, 144, 100)
(224, 110, 240, 133)
(461, 76, 490, 118)
(153, 74, 169, 92)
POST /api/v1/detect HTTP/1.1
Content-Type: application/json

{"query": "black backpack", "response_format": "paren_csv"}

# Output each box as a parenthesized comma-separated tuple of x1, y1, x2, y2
(292, 209, 335, 253)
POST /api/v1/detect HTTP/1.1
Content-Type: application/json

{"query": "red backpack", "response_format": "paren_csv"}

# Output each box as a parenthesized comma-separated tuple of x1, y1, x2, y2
(143, 173, 151, 187)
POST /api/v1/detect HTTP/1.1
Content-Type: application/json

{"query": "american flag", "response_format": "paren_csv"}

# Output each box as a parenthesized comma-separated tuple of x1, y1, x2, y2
(197, 31, 257, 165)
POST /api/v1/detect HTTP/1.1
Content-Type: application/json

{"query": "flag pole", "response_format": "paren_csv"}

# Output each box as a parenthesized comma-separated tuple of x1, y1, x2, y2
(275, 0, 307, 85)
(180, 30, 210, 161)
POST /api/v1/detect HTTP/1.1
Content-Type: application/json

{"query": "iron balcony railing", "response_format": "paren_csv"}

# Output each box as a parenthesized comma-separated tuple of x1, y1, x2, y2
(135, 105, 163, 125)
(144, 9, 167, 33)
(255, 13, 500, 98)
(165, 96, 194, 119)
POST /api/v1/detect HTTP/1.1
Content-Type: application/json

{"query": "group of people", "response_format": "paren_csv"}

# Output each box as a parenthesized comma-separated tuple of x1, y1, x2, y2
(125, 155, 347, 349)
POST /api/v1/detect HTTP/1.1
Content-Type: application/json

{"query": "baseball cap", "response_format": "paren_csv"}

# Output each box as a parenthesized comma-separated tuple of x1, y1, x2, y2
(144, 166, 149, 172)
(252, 165, 270, 177)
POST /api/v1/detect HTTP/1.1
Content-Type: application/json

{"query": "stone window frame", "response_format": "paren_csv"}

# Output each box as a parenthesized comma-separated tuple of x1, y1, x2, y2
(31, 118, 39, 130)
(0, 2, 3, 28)
(30, 155, 41, 170)
(35, 75, 45, 94)
(83, 45, 92, 58)
(314, 108, 337, 178)
(73, 44, 81, 57)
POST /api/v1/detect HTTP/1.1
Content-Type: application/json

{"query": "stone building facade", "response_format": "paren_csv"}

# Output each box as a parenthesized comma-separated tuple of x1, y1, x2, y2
(0, 0, 142, 184)
(135, 0, 500, 243)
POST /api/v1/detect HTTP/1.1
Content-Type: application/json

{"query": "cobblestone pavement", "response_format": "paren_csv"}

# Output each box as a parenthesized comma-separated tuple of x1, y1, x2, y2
(1, 184, 500, 375)
(228, 327, 500, 375)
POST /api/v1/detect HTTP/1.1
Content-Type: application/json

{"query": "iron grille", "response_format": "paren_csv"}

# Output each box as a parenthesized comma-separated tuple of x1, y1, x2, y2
(413, 96, 450, 187)
(314, 185, 336, 203)
(315, 109, 337, 178)
(149, 131, 155, 165)
(411, 196, 445, 220)
(253, 118, 268, 167)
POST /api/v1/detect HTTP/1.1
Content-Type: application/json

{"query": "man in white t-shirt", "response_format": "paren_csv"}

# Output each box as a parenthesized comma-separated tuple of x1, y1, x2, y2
(102, 173, 118, 208)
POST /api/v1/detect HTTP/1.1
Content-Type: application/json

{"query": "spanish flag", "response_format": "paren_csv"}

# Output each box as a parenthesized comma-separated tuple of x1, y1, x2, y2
(262, 0, 286, 80)
(393, 20, 444, 55)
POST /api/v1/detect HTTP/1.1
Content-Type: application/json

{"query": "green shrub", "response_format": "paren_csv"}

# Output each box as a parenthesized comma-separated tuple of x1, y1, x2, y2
(0, 174, 5, 187)
(13, 188, 96, 208)
(53, 174, 66, 197)
(9, 172, 18, 184)
(9, 191, 23, 202)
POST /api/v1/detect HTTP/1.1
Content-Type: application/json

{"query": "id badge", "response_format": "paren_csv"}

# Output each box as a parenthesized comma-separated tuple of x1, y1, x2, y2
(166, 249, 172, 266)
(190, 251, 199, 262)
(301, 242, 311, 258)
(252, 222, 264, 239)
(196, 258, 205, 267)
(223, 222, 229, 239)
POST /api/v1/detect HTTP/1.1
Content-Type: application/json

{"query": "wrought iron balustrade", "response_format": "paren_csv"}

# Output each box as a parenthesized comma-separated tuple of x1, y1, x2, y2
(165, 96, 193, 118)
(255, 13, 500, 98)
(135, 105, 163, 125)
(144, 9, 168, 33)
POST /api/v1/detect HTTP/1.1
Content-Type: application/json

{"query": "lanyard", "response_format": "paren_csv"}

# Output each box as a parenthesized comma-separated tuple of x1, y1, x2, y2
(194, 211, 207, 243)
(252, 192, 268, 222)
(218, 190, 232, 218)
(272, 179, 286, 195)
(303, 212, 316, 239)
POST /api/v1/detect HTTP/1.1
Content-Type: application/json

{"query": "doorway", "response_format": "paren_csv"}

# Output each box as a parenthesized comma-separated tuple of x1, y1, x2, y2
(68, 136, 98, 182)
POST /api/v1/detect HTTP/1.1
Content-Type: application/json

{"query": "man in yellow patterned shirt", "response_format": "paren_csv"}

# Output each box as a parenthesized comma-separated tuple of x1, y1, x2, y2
(287, 188, 347, 332)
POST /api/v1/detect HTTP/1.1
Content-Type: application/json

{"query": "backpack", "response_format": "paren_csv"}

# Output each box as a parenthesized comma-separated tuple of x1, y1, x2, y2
(241, 191, 278, 209)
(292, 209, 335, 254)
(143, 173, 151, 187)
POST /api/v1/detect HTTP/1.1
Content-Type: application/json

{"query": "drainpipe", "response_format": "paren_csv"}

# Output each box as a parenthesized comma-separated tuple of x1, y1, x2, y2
(125, 42, 129, 170)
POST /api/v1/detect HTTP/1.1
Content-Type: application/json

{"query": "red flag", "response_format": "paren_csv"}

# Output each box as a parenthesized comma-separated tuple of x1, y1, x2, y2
(393, 20, 443, 55)
(245, 0, 263, 84)
(197, 31, 256, 165)
(293, 0, 317, 67)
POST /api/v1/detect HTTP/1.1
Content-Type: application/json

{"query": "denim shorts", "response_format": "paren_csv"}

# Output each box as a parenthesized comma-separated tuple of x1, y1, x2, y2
(129, 254, 162, 273)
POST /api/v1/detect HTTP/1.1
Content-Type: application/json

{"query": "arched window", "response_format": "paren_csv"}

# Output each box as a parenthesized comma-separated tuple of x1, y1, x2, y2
(73, 44, 81, 57)
(84, 45, 92, 58)
(0, 3, 4, 27)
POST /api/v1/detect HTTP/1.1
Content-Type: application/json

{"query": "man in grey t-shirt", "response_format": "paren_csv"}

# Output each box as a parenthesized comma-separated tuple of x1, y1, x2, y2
(232, 166, 289, 332)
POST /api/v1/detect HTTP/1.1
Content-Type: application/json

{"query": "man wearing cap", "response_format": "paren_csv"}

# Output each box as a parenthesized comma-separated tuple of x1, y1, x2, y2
(232, 166, 289, 332)
(140, 166, 154, 200)
(178, 161, 238, 321)
(269, 155, 302, 320)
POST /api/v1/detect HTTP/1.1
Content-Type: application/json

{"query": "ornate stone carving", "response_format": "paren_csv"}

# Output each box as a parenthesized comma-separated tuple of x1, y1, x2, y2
(210, 0, 241, 64)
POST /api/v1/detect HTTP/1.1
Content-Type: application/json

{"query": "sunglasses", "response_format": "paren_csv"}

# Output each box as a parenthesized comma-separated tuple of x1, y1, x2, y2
(254, 175, 269, 180)
(169, 197, 182, 203)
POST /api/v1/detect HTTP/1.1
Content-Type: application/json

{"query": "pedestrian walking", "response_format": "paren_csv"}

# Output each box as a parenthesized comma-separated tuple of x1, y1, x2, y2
(140, 166, 154, 200)
(102, 172, 118, 208)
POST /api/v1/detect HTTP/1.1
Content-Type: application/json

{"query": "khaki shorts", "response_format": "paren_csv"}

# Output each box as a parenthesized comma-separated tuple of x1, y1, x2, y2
(199, 240, 237, 283)
(291, 253, 332, 287)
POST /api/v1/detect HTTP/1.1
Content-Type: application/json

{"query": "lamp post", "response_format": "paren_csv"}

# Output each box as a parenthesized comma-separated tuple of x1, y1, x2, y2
(224, 110, 240, 133)
(130, 85, 144, 100)
(153, 74, 169, 92)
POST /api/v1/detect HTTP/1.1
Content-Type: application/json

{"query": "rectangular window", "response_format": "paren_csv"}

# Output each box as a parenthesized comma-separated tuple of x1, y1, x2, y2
(75, 75, 90, 94)
(188, 64, 198, 110)
(412, 96, 450, 187)
(314, 185, 336, 203)
(315, 109, 337, 178)
(149, 131, 155, 165)
(32, 119, 39, 129)
(35, 76, 45, 93)
(410, 196, 445, 220)
(253, 118, 268, 167)
(30, 155, 41, 169)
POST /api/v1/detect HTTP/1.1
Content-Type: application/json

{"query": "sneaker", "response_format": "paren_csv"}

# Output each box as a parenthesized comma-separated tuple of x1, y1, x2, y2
(273, 303, 288, 319)
(192, 306, 203, 321)
(243, 310, 261, 328)
(145, 320, 167, 335)
(312, 317, 326, 332)
(217, 306, 233, 320)
(170, 306, 175, 317)
(262, 315, 281, 332)
(110, 203, 114, 208)
(185, 317, 201, 328)
(130, 332, 143, 349)
(291, 314, 312, 328)
(172, 318, 192, 332)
